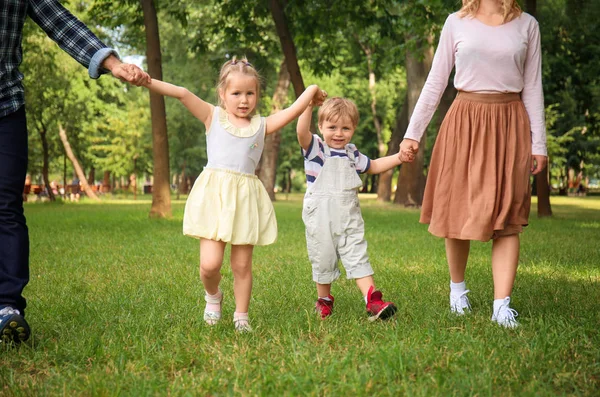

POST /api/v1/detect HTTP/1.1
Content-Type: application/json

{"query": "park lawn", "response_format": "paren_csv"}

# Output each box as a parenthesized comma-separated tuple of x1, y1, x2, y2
(1, 195, 599, 396)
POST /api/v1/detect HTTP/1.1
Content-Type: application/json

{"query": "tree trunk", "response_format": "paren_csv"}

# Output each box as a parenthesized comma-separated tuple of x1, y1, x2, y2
(141, 0, 172, 218)
(63, 154, 67, 198)
(377, 94, 409, 202)
(87, 167, 95, 186)
(359, 41, 388, 198)
(39, 127, 56, 201)
(434, 82, 457, 131)
(525, 0, 536, 16)
(269, 0, 305, 97)
(358, 41, 385, 156)
(58, 124, 100, 201)
(535, 165, 553, 216)
(394, 36, 434, 207)
(525, 0, 552, 216)
(102, 171, 111, 193)
(177, 160, 187, 199)
(258, 59, 291, 201)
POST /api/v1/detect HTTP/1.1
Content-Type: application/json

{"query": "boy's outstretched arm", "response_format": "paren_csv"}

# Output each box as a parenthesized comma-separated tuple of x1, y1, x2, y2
(366, 154, 403, 175)
(297, 105, 314, 152)
(265, 85, 326, 135)
(144, 78, 213, 126)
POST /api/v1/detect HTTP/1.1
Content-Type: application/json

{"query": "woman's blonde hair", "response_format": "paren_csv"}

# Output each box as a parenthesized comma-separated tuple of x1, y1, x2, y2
(458, 0, 522, 23)
(216, 56, 262, 110)
(318, 97, 360, 128)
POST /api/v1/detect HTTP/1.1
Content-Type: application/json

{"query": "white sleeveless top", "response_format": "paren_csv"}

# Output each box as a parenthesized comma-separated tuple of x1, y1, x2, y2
(205, 107, 266, 175)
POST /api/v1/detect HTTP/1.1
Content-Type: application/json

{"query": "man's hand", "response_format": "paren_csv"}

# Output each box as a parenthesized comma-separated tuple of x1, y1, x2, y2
(102, 55, 150, 86)
(111, 63, 151, 86)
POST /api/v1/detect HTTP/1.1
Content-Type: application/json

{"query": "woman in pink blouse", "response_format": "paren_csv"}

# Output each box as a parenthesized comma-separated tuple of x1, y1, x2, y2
(399, 0, 548, 328)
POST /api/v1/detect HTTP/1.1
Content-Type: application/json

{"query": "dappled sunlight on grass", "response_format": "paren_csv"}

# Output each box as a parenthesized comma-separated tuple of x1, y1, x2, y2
(6, 195, 599, 395)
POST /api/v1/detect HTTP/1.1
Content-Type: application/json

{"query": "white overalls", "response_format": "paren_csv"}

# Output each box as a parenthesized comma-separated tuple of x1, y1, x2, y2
(302, 143, 374, 284)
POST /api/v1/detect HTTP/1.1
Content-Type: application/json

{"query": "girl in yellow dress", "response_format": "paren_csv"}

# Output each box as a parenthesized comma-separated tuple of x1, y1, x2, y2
(143, 57, 326, 331)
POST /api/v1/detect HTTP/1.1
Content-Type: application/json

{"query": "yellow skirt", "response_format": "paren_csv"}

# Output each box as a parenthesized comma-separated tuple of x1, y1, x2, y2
(183, 168, 277, 246)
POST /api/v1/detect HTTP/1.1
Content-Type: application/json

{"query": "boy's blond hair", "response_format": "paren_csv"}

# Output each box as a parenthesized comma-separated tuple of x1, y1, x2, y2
(317, 97, 359, 128)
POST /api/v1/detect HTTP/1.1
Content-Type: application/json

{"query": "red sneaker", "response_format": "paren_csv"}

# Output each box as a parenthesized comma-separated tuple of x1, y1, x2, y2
(315, 295, 334, 319)
(366, 286, 397, 321)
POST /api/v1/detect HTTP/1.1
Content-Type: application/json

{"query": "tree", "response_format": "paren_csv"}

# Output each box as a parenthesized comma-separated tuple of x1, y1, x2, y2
(394, 36, 434, 206)
(141, 0, 171, 217)
(526, 0, 552, 217)
(377, 94, 408, 201)
(539, 0, 600, 192)
(58, 125, 100, 201)
(20, 23, 66, 201)
(257, 60, 291, 200)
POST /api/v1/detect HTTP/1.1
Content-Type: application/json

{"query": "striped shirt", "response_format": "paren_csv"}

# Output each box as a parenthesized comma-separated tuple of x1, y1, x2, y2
(0, 0, 118, 118)
(302, 134, 371, 187)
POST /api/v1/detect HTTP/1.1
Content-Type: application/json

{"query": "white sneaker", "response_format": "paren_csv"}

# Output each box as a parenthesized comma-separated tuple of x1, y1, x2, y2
(450, 290, 471, 315)
(203, 290, 223, 325)
(491, 297, 519, 328)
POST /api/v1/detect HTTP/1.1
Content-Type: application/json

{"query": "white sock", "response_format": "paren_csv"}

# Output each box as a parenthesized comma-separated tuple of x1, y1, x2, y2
(450, 281, 466, 295)
(205, 289, 222, 300)
(205, 289, 222, 312)
(318, 296, 332, 301)
(233, 312, 249, 323)
(364, 296, 368, 304)
(493, 297, 510, 314)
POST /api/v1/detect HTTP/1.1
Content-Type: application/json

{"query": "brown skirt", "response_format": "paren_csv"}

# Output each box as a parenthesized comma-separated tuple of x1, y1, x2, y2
(420, 92, 532, 242)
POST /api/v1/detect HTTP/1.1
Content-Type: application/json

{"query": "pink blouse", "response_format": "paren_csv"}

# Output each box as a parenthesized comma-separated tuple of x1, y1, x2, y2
(404, 12, 547, 156)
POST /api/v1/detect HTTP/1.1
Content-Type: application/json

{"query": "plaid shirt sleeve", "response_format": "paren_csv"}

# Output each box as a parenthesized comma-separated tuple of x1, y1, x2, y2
(27, 0, 119, 78)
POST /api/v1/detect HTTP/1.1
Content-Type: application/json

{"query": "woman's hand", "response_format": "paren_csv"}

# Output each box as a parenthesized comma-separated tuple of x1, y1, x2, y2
(531, 155, 548, 175)
(399, 139, 419, 163)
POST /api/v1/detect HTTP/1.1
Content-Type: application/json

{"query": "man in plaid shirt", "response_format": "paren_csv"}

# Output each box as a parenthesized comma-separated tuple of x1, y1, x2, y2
(0, 0, 150, 345)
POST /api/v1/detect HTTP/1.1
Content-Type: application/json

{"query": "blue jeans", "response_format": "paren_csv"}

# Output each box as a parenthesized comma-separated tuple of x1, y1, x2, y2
(0, 106, 29, 314)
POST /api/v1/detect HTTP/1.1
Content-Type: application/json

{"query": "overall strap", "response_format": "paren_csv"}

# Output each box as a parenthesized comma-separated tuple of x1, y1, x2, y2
(322, 142, 355, 161)
(322, 141, 332, 158)
(345, 145, 355, 162)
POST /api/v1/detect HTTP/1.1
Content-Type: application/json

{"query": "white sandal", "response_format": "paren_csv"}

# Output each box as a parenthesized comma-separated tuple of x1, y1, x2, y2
(233, 314, 252, 332)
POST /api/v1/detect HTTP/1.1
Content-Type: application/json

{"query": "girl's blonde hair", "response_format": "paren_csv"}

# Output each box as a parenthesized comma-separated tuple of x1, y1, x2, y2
(216, 56, 262, 110)
(318, 97, 359, 128)
(458, 0, 522, 23)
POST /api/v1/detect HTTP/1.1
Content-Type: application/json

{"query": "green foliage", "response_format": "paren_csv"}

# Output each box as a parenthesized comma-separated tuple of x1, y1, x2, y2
(540, 0, 600, 179)
(88, 88, 153, 177)
(20, 0, 600, 192)
(21, 5, 153, 183)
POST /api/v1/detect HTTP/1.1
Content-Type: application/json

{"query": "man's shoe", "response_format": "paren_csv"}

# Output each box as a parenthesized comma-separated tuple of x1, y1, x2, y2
(0, 306, 30, 344)
(366, 286, 397, 321)
(315, 295, 334, 319)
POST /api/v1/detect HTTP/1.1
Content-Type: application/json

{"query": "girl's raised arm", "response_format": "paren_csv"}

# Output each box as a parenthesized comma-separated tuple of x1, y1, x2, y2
(144, 78, 214, 128)
(265, 85, 326, 135)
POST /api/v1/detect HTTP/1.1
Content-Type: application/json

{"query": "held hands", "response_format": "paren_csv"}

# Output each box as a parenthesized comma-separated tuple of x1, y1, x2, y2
(531, 155, 548, 175)
(111, 63, 151, 86)
(310, 87, 328, 107)
(399, 138, 419, 163)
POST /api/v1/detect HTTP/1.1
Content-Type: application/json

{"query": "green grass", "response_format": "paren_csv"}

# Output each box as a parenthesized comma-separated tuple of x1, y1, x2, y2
(1, 195, 599, 396)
